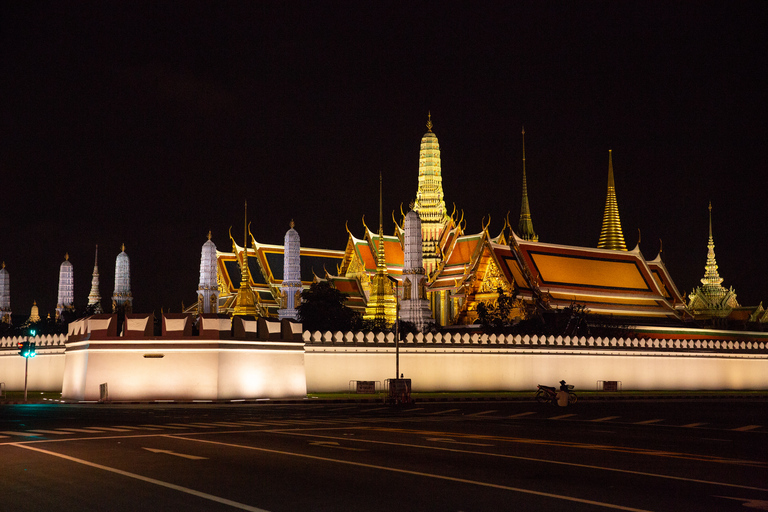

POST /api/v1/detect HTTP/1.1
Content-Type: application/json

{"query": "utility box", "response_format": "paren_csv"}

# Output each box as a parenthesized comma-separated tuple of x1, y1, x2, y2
(386, 378, 412, 404)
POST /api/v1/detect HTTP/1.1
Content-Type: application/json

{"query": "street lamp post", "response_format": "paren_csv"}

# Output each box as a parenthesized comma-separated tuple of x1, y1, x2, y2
(387, 275, 400, 379)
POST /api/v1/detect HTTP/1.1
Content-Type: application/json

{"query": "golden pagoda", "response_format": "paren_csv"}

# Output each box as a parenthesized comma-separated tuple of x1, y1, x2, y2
(362, 173, 397, 326)
(687, 202, 739, 319)
(413, 112, 453, 275)
(597, 150, 627, 251)
(518, 127, 538, 241)
(231, 202, 260, 317)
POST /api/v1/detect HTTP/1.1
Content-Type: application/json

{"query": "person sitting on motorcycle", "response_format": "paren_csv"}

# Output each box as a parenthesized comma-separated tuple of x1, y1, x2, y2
(559, 380, 568, 391)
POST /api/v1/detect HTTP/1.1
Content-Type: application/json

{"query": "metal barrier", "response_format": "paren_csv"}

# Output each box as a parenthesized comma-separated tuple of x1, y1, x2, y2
(596, 380, 622, 391)
(0, 382, 5, 398)
(348, 380, 382, 393)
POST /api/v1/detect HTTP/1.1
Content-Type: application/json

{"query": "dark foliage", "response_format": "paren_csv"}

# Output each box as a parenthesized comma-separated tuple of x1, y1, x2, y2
(297, 281, 361, 332)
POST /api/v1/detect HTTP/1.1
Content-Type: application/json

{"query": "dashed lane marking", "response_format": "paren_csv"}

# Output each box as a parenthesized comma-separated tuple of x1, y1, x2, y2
(508, 412, 537, 418)
(468, 410, 498, 417)
(11, 444, 271, 512)
(634, 419, 664, 425)
(591, 416, 621, 422)
(732, 425, 762, 432)
(168, 423, 217, 428)
(0, 431, 41, 437)
(425, 408, 460, 415)
(138, 424, 189, 430)
(28, 429, 77, 435)
(549, 414, 577, 420)
(680, 423, 707, 428)
(86, 427, 133, 432)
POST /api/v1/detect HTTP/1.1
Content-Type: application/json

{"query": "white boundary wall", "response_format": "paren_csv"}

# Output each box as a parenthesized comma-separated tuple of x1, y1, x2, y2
(303, 331, 768, 392)
(2, 331, 768, 396)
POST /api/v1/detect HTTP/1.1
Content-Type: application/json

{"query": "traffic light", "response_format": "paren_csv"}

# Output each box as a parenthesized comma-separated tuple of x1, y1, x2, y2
(18, 341, 36, 358)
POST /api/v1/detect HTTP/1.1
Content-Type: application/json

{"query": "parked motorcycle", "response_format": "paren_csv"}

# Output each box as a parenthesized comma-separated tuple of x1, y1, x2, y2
(535, 384, 577, 405)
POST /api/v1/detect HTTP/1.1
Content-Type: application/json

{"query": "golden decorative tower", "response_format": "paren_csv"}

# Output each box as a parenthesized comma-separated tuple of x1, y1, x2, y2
(518, 126, 538, 241)
(413, 112, 450, 274)
(232, 201, 260, 317)
(597, 150, 627, 251)
(363, 172, 397, 326)
(687, 202, 739, 317)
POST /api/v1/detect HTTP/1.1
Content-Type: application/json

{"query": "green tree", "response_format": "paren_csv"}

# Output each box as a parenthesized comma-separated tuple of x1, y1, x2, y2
(477, 287, 518, 331)
(297, 281, 361, 332)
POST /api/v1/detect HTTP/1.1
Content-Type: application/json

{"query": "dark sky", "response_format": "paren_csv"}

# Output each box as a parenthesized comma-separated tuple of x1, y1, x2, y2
(1, 2, 767, 319)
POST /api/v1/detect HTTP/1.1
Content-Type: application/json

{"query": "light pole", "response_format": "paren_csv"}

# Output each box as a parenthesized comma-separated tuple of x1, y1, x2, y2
(387, 275, 400, 379)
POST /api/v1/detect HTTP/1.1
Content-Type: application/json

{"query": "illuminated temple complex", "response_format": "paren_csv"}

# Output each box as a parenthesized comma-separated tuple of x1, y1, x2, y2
(197, 115, 749, 330)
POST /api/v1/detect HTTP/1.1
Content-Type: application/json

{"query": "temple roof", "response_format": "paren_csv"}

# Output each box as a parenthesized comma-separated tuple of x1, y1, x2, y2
(511, 231, 684, 319)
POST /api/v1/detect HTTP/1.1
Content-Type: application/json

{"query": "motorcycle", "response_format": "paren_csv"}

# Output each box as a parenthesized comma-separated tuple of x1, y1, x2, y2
(535, 384, 577, 405)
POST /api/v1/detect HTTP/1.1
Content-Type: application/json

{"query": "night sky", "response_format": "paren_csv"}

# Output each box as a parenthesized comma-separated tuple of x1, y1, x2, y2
(2, 2, 767, 319)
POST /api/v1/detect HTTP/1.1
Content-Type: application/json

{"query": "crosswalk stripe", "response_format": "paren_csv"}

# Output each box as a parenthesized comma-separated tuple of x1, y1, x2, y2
(591, 416, 621, 422)
(28, 429, 76, 435)
(58, 428, 112, 433)
(508, 412, 537, 418)
(680, 422, 707, 428)
(1, 431, 41, 437)
(635, 419, 664, 425)
(549, 414, 577, 420)
(171, 423, 217, 428)
(112, 426, 146, 430)
(88, 427, 133, 432)
(732, 425, 761, 432)
(426, 409, 460, 415)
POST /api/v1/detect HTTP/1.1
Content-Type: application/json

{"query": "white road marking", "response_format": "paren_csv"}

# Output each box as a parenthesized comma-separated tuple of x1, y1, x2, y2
(425, 437, 494, 447)
(732, 425, 761, 432)
(138, 424, 189, 430)
(269, 430, 768, 492)
(634, 419, 664, 425)
(177, 436, 652, 511)
(61, 428, 117, 433)
(549, 414, 577, 420)
(142, 447, 208, 460)
(468, 410, 498, 417)
(680, 423, 707, 428)
(591, 416, 621, 422)
(88, 427, 133, 432)
(308, 441, 367, 451)
(168, 423, 217, 428)
(1, 431, 41, 437)
(11, 444, 269, 512)
(426, 408, 460, 415)
(508, 412, 536, 418)
(28, 429, 76, 435)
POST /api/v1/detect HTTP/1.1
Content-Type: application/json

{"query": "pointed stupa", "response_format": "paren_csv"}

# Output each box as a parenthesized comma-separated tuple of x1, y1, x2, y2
(278, 220, 302, 320)
(597, 150, 627, 251)
(363, 172, 397, 327)
(56, 253, 74, 320)
(687, 202, 739, 317)
(518, 127, 538, 241)
(0, 262, 11, 324)
(112, 243, 133, 313)
(232, 202, 260, 316)
(87, 245, 103, 313)
(413, 112, 451, 274)
(197, 231, 218, 314)
(399, 206, 434, 330)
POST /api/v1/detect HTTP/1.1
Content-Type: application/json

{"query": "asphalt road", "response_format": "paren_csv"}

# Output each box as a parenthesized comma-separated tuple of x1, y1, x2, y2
(2, 400, 767, 511)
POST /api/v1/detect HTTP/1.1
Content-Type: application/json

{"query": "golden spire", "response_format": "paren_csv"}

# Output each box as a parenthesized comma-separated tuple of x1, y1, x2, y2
(597, 150, 627, 251)
(363, 172, 397, 326)
(290, 219, 295, 229)
(207, 230, 212, 240)
(233, 200, 259, 316)
(518, 126, 538, 241)
(426, 111, 433, 132)
(65, 253, 69, 261)
(121, 243, 125, 253)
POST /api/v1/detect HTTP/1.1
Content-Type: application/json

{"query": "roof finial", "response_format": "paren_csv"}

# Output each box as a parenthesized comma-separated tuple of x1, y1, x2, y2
(121, 243, 125, 252)
(518, 125, 538, 241)
(207, 230, 212, 240)
(290, 219, 295, 229)
(65, 253, 69, 261)
(426, 111, 433, 132)
(708, 201, 713, 238)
